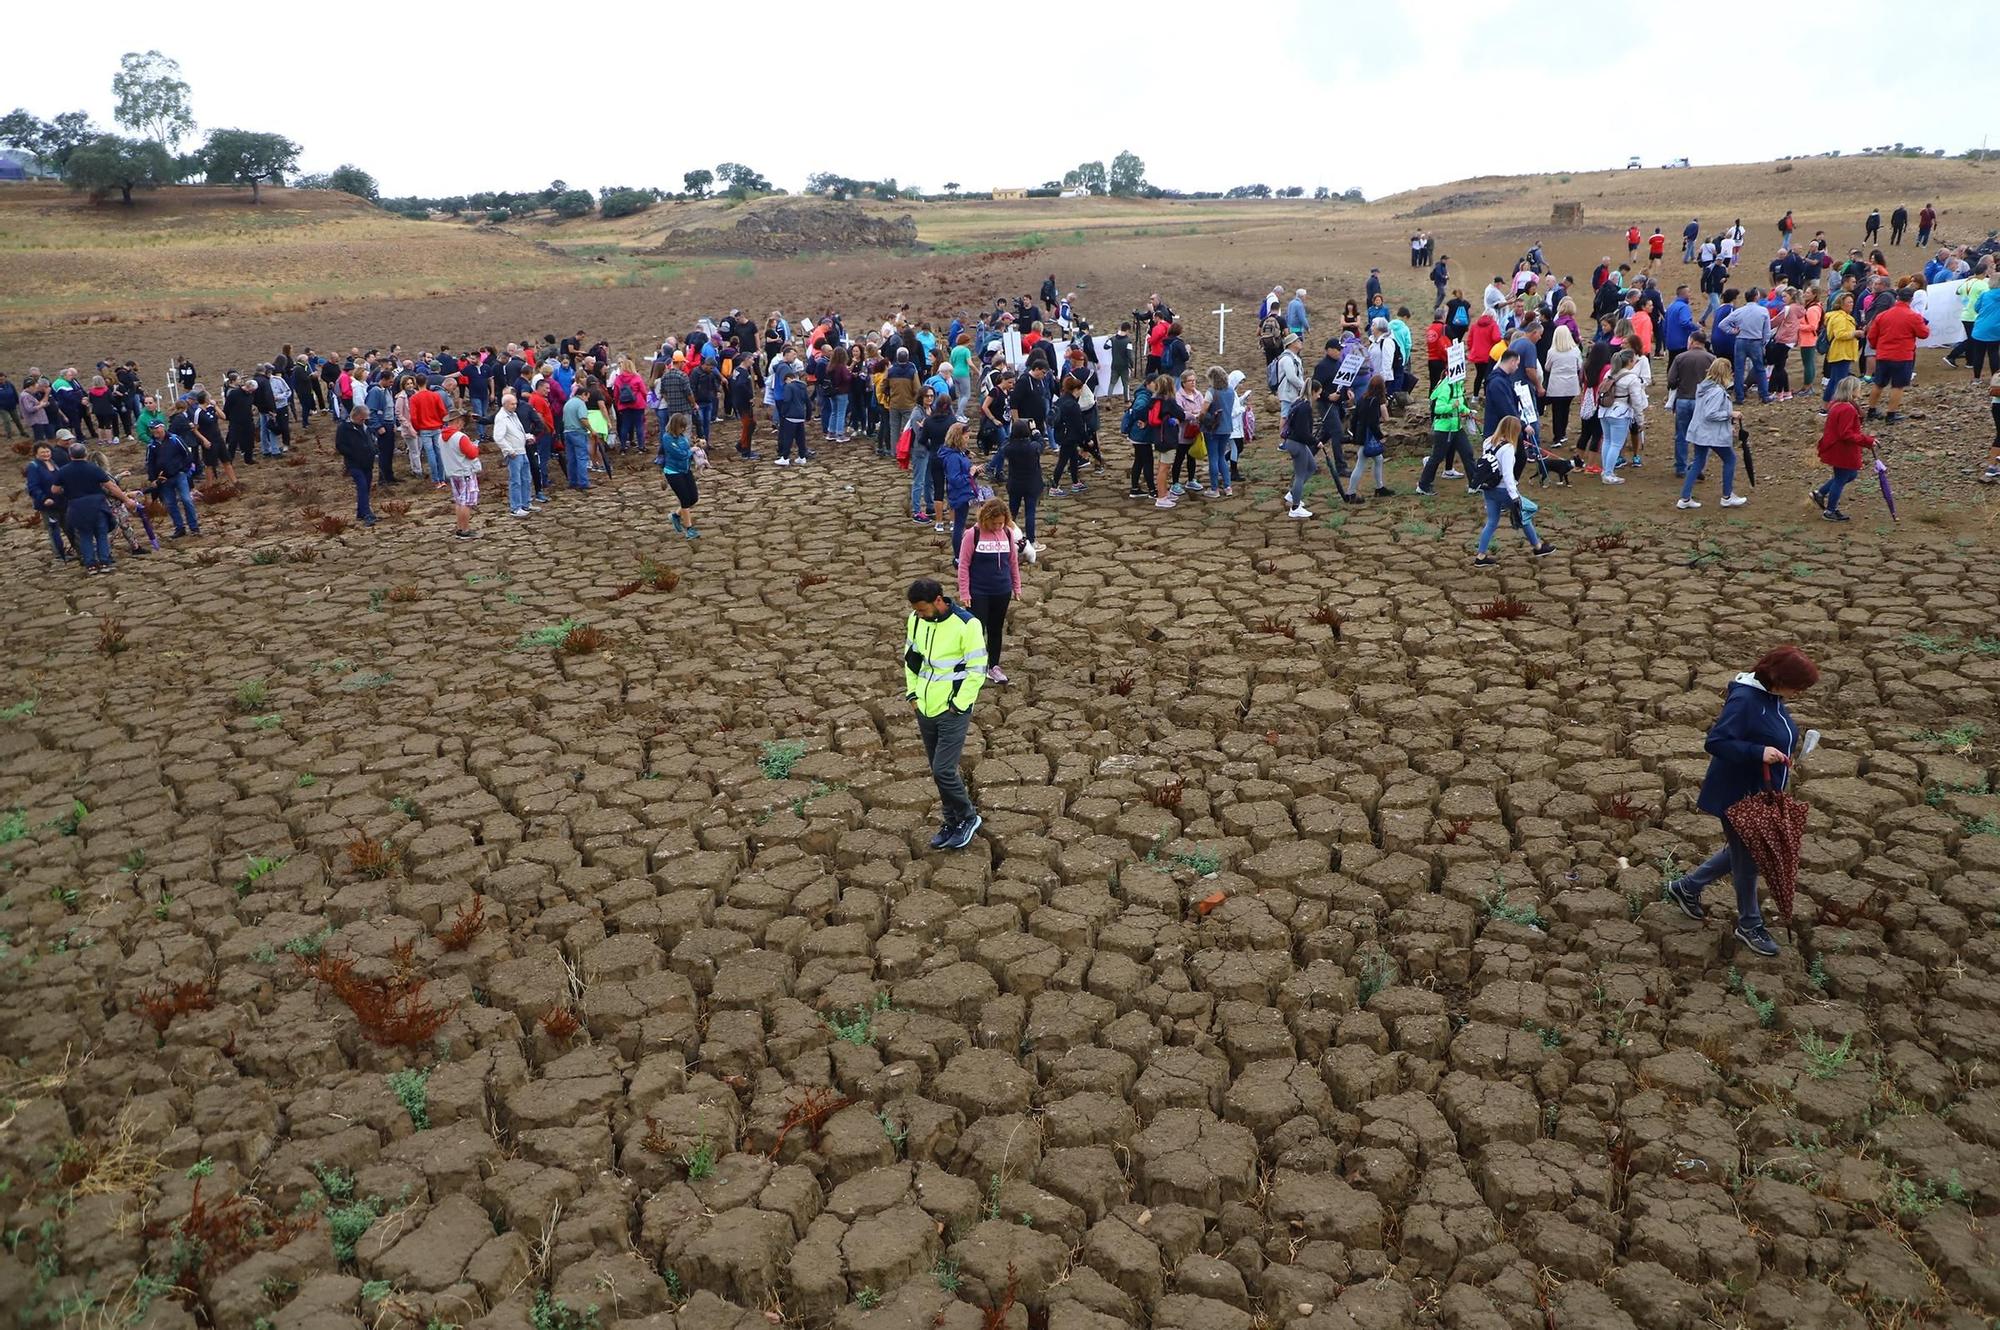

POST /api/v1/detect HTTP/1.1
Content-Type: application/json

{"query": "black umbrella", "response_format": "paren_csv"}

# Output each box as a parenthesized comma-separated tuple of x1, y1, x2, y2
(1737, 425, 1756, 487)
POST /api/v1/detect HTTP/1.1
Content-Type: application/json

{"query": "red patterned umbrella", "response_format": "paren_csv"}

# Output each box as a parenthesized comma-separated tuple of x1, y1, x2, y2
(1725, 761, 1809, 931)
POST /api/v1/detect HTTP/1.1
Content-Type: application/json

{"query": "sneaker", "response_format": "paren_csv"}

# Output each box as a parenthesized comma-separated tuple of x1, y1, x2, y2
(1154, 497, 1176, 508)
(1866, 406, 1881, 421)
(774, 457, 792, 466)
(988, 666, 1009, 684)
(1982, 465, 2000, 484)
(1203, 487, 1224, 499)
(533, 495, 549, 505)
(1442, 469, 1464, 478)
(928, 822, 958, 850)
(1809, 488, 1827, 511)
(943, 813, 983, 850)
(1471, 553, 1498, 567)
(1719, 494, 1747, 507)
(1343, 493, 1366, 505)
(1884, 412, 1903, 424)
(1169, 483, 1185, 496)
(1667, 880, 1708, 921)
(685, 526, 700, 539)
(452, 529, 480, 540)
(1821, 509, 1850, 521)
(1126, 490, 1146, 500)
(1287, 505, 1313, 519)
(1048, 486, 1067, 497)
(1628, 457, 1643, 468)
(1414, 487, 1436, 496)
(1676, 498, 1701, 509)
(1071, 482, 1087, 493)
(1222, 487, 1232, 497)
(912, 513, 930, 524)
(671, 513, 685, 533)
(1601, 474, 1625, 484)
(1734, 922, 1780, 957)
(933, 522, 948, 534)
(1374, 486, 1395, 498)
(1531, 542, 1556, 558)
(512, 508, 530, 518)
(799, 451, 817, 462)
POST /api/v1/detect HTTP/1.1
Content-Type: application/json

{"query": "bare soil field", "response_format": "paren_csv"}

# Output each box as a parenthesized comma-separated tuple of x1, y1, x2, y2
(1, 158, 1998, 1330)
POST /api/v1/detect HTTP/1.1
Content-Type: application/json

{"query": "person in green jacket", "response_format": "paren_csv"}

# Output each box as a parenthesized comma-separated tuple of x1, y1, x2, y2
(903, 578, 987, 850)
(1417, 374, 1474, 494)
(134, 396, 167, 442)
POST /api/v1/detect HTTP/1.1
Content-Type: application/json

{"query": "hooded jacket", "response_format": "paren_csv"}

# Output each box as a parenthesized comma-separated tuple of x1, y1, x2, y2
(1696, 674, 1797, 815)
(902, 602, 988, 718)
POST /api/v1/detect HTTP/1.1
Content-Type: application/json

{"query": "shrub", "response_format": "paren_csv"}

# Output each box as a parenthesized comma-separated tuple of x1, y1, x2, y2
(97, 618, 128, 655)
(759, 740, 806, 780)
(297, 950, 454, 1048)
(135, 978, 216, 1034)
(598, 189, 652, 219)
(1472, 595, 1529, 621)
(345, 833, 403, 880)
(436, 896, 485, 951)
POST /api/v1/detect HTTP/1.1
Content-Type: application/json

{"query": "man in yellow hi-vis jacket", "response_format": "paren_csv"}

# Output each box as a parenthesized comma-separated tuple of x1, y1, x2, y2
(903, 577, 986, 850)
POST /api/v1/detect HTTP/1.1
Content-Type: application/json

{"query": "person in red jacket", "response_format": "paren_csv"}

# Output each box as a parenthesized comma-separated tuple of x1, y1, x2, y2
(1425, 315, 1452, 389)
(407, 378, 448, 486)
(1465, 312, 1502, 398)
(1627, 224, 1642, 257)
(1810, 378, 1875, 520)
(1863, 287, 1929, 422)
(1648, 228, 1666, 266)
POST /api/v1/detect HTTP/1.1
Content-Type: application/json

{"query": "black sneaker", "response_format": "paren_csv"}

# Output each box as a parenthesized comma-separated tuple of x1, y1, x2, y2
(1734, 922, 1779, 957)
(1374, 487, 1395, 498)
(1667, 881, 1708, 921)
(1531, 542, 1556, 558)
(1471, 554, 1498, 567)
(944, 813, 982, 850)
(1809, 488, 1826, 511)
(928, 822, 958, 850)
(1821, 510, 1850, 522)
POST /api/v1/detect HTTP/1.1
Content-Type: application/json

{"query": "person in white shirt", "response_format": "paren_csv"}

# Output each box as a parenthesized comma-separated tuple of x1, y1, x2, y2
(1719, 234, 1739, 267)
(494, 391, 530, 517)
(1472, 416, 1554, 565)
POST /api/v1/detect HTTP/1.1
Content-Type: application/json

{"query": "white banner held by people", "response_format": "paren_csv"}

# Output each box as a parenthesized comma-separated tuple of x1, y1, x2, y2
(1333, 350, 1364, 390)
(1446, 343, 1466, 383)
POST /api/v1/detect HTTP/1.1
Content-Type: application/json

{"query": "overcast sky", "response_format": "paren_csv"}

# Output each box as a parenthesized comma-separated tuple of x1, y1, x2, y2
(11, 0, 1983, 199)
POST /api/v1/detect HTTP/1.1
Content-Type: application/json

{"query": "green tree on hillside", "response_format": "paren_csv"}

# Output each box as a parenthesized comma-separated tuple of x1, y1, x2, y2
(327, 164, 377, 200)
(550, 189, 594, 218)
(1108, 151, 1146, 196)
(198, 128, 301, 202)
(63, 134, 174, 205)
(682, 168, 713, 198)
(715, 162, 770, 197)
(0, 109, 98, 169)
(1066, 161, 1106, 195)
(111, 50, 195, 150)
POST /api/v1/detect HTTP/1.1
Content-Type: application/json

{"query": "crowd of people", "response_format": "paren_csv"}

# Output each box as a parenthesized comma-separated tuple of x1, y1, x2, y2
(12, 201, 1996, 581)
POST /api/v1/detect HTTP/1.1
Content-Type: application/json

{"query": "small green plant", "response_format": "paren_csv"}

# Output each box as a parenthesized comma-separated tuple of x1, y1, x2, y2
(367, 588, 385, 612)
(758, 739, 807, 780)
(679, 1134, 716, 1182)
(1902, 631, 1961, 654)
(879, 1111, 909, 1156)
(360, 1279, 392, 1301)
(1356, 947, 1396, 1005)
(251, 548, 282, 566)
(1171, 849, 1221, 876)
(152, 889, 173, 921)
(249, 713, 283, 731)
(663, 1270, 684, 1303)
(1882, 1174, 1947, 1224)
(1800, 1030, 1854, 1079)
(236, 853, 286, 896)
(0, 699, 36, 722)
(1807, 954, 1829, 992)
(234, 678, 269, 712)
(283, 924, 335, 959)
(825, 991, 890, 1045)
(1959, 813, 2000, 837)
(52, 800, 87, 836)
(854, 1287, 881, 1310)
(387, 1066, 432, 1130)
(983, 1173, 1003, 1221)
(1524, 1020, 1566, 1050)
(932, 1255, 961, 1292)
(1481, 886, 1547, 931)
(121, 848, 147, 873)
(185, 1157, 213, 1180)
(1909, 723, 1982, 754)
(1742, 979, 1779, 1029)
(389, 795, 419, 817)
(0, 809, 24, 845)
(328, 1194, 384, 1263)
(530, 1290, 601, 1330)
(296, 773, 317, 788)
(517, 618, 582, 650)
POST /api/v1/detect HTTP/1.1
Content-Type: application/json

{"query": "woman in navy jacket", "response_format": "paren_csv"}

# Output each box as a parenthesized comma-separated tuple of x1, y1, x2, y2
(1667, 645, 1819, 957)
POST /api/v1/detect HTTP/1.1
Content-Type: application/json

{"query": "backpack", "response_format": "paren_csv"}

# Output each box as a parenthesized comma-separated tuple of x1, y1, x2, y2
(1471, 441, 1505, 491)
(1076, 380, 1095, 412)
(616, 379, 638, 408)
(1267, 357, 1283, 391)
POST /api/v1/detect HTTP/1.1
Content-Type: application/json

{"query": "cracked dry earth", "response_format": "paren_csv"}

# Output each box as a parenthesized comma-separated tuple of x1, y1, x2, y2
(1, 422, 1999, 1330)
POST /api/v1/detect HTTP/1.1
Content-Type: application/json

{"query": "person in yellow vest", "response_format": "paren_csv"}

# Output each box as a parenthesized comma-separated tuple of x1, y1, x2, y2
(902, 578, 987, 850)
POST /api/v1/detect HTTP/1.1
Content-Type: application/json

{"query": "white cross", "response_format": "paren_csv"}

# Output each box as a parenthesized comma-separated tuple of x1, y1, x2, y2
(1214, 303, 1232, 355)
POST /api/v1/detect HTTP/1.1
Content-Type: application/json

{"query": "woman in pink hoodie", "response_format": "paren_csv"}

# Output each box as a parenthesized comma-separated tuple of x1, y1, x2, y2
(610, 357, 649, 454)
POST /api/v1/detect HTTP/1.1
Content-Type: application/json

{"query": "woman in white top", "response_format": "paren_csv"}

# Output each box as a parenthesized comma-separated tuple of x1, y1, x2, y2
(1543, 326, 1583, 447)
(1599, 350, 1646, 481)
(1473, 416, 1554, 566)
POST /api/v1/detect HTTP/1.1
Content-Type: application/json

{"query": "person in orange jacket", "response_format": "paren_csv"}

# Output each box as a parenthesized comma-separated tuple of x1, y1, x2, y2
(1425, 314, 1453, 390)
(1627, 224, 1642, 257)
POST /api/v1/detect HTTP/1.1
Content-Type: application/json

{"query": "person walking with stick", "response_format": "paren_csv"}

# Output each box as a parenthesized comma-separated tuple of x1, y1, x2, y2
(902, 578, 987, 852)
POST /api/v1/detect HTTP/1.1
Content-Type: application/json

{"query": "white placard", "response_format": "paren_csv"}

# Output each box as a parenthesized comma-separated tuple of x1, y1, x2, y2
(1446, 343, 1466, 383)
(1333, 350, 1364, 390)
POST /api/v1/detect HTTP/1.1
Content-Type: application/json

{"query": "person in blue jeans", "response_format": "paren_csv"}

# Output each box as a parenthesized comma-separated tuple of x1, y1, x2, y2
(560, 392, 591, 490)
(143, 420, 201, 537)
(1676, 360, 1745, 508)
(1719, 294, 1772, 405)
(24, 442, 70, 563)
(939, 423, 977, 562)
(1000, 419, 1045, 556)
(51, 442, 140, 574)
(1666, 646, 1819, 957)
(1471, 417, 1555, 566)
(911, 392, 953, 521)
(1203, 367, 1236, 494)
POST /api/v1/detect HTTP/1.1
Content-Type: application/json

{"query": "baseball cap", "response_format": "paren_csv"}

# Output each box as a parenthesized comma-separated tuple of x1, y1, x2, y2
(55, 428, 74, 440)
